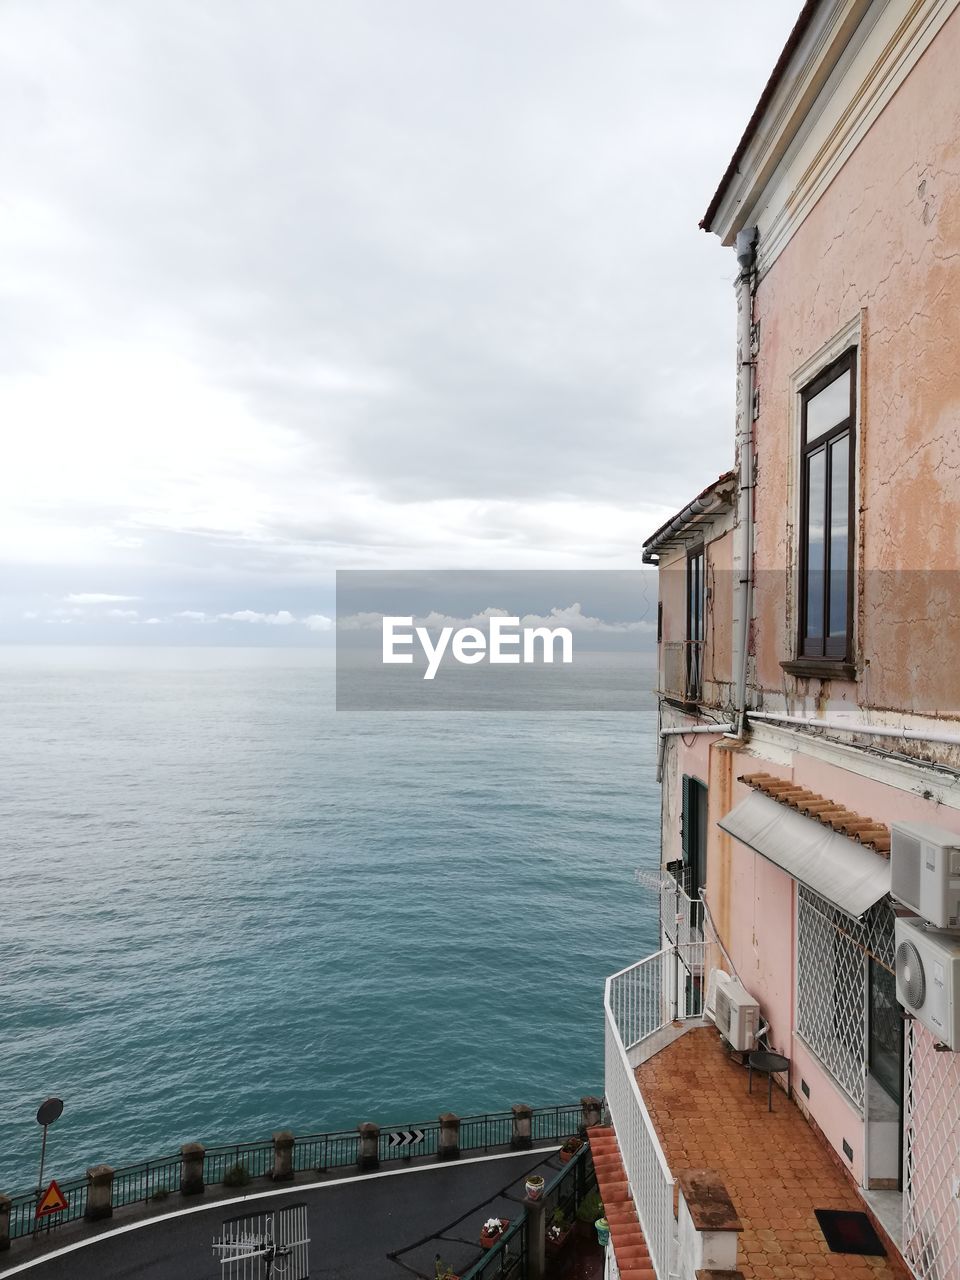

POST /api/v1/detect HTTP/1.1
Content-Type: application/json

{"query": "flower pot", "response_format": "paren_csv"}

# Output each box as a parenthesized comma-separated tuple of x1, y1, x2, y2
(480, 1220, 509, 1250)
(545, 1225, 572, 1256)
(559, 1140, 583, 1164)
(595, 1218, 610, 1248)
(525, 1175, 544, 1201)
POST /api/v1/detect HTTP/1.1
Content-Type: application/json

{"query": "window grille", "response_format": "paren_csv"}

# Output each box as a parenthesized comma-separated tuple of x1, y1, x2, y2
(904, 1020, 960, 1280)
(795, 887, 895, 1109)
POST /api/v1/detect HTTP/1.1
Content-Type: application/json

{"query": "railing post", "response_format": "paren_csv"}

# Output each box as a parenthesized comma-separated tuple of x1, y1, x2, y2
(0, 1194, 10, 1251)
(357, 1123, 380, 1171)
(180, 1143, 205, 1196)
(580, 1095, 602, 1136)
(271, 1130, 295, 1182)
(437, 1113, 460, 1161)
(525, 1187, 547, 1280)
(511, 1104, 532, 1151)
(85, 1164, 114, 1221)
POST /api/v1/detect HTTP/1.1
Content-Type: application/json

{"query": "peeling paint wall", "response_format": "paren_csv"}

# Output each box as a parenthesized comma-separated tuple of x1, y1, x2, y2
(750, 5, 960, 720)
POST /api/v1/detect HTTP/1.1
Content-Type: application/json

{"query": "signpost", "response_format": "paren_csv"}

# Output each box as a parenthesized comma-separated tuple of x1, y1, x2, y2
(35, 1180, 69, 1218)
(34, 1098, 65, 1236)
(387, 1128, 425, 1153)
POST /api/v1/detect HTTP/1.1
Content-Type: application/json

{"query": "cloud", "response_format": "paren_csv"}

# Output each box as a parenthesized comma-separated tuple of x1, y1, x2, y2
(338, 603, 650, 633)
(143, 617, 161, 625)
(519, 603, 653, 634)
(106, 607, 139, 619)
(175, 610, 207, 621)
(22, 610, 38, 619)
(303, 614, 333, 632)
(218, 609, 296, 626)
(64, 593, 141, 604)
(0, 0, 800, 639)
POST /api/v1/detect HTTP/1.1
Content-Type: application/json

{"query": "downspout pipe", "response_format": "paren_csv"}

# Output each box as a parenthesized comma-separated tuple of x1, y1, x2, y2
(733, 226, 759, 738)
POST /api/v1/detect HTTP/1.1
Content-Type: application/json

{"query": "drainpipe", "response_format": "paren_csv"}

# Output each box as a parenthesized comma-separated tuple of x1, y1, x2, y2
(732, 227, 758, 739)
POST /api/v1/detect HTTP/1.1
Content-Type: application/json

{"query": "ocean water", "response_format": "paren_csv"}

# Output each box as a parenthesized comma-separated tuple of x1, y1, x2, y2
(0, 647, 660, 1193)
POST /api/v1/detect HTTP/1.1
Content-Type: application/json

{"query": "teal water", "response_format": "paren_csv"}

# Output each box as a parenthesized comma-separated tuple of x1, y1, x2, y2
(0, 647, 659, 1193)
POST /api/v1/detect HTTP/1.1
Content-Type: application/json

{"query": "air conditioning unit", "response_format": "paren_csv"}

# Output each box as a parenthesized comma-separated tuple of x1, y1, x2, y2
(713, 972, 759, 1052)
(890, 821, 960, 928)
(895, 916, 960, 1050)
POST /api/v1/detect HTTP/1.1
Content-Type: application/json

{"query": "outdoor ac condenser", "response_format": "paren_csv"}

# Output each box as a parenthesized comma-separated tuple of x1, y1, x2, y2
(713, 972, 759, 1052)
(895, 916, 960, 1050)
(890, 821, 960, 929)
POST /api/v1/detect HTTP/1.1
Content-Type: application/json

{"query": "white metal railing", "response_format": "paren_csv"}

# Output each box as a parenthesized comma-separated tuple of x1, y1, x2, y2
(607, 947, 673, 1051)
(604, 953, 677, 1280)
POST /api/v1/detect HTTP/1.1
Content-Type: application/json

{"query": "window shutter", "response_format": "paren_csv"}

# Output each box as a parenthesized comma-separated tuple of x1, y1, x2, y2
(681, 774, 693, 864)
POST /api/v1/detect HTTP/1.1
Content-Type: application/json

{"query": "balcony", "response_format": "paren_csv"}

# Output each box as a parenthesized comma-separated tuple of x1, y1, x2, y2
(603, 882, 907, 1280)
(658, 641, 704, 706)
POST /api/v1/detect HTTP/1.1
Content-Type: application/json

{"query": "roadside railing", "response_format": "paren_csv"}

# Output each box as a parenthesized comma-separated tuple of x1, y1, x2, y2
(1, 1103, 587, 1245)
(459, 1139, 597, 1280)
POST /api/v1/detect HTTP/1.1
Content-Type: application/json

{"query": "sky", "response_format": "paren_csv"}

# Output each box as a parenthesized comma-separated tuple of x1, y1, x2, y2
(0, 0, 800, 644)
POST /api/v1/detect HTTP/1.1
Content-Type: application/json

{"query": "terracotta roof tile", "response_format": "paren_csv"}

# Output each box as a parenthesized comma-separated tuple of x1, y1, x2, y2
(737, 773, 891, 855)
(587, 1126, 655, 1279)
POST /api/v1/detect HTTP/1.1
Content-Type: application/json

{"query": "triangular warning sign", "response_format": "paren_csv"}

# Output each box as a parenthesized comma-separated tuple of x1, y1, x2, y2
(36, 1179, 68, 1217)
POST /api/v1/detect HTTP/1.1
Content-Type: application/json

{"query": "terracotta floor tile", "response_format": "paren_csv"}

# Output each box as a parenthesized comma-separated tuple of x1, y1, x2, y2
(632, 1028, 908, 1280)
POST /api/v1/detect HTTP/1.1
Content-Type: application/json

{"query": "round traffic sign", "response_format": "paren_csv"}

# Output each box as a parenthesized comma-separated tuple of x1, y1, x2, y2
(36, 1098, 64, 1127)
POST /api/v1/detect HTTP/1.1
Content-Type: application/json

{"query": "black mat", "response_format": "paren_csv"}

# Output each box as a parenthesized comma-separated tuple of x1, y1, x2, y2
(814, 1208, 886, 1256)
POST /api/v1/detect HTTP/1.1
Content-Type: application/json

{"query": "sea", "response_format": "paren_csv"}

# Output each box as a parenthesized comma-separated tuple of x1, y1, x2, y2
(0, 646, 660, 1193)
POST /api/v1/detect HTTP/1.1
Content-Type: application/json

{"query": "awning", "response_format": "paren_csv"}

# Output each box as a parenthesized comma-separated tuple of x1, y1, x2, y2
(717, 790, 891, 918)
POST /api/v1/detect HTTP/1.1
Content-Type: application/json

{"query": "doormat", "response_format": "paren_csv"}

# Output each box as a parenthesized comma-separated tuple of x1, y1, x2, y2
(814, 1209, 886, 1256)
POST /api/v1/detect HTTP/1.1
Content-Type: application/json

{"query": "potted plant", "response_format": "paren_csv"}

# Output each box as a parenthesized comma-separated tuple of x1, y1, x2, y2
(559, 1137, 583, 1164)
(545, 1208, 572, 1255)
(524, 1174, 545, 1201)
(223, 1162, 251, 1188)
(480, 1217, 509, 1250)
(575, 1190, 604, 1243)
(435, 1254, 460, 1280)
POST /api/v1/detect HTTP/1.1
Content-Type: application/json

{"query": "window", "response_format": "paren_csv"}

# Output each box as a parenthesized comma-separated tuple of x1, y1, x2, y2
(798, 351, 855, 662)
(681, 774, 708, 909)
(686, 546, 705, 700)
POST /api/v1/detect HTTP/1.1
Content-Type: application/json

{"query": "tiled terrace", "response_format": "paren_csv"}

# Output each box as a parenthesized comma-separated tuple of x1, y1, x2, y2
(634, 1028, 910, 1280)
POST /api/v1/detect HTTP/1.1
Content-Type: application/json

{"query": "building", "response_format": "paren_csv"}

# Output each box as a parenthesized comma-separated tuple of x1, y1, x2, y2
(602, 4, 960, 1280)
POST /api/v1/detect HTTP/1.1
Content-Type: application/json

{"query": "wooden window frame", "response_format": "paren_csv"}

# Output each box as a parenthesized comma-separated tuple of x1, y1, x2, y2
(792, 349, 856, 673)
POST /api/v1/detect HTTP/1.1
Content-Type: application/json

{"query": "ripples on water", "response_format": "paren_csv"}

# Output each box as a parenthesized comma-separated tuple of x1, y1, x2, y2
(0, 647, 660, 1190)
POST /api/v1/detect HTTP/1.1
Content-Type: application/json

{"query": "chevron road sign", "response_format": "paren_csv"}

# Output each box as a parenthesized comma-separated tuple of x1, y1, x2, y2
(387, 1128, 424, 1152)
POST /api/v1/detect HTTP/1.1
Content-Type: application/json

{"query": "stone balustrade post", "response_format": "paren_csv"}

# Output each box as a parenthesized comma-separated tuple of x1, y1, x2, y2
(580, 1095, 602, 1136)
(437, 1113, 460, 1161)
(85, 1164, 115, 1221)
(271, 1130, 295, 1182)
(180, 1142, 206, 1196)
(0, 1194, 11, 1252)
(676, 1170, 743, 1280)
(511, 1103, 533, 1151)
(358, 1122, 380, 1171)
(524, 1187, 546, 1280)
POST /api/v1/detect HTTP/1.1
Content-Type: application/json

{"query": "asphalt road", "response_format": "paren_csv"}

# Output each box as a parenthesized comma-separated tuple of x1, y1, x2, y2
(3, 1150, 558, 1280)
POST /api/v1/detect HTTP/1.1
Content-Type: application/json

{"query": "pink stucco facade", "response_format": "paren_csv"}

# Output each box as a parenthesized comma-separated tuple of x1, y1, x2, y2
(642, 4, 960, 1276)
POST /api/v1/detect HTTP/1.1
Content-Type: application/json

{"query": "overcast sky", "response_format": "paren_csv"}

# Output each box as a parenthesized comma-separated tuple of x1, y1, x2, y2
(0, 0, 798, 643)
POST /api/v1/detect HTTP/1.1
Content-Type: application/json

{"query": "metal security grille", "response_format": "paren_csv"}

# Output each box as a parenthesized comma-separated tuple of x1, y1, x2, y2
(904, 1021, 960, 1280)
(795, 888, 896, 1109)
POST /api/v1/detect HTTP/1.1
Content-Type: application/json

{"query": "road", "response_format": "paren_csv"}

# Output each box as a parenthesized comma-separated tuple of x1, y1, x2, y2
(2, 1149, 558, 1280)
